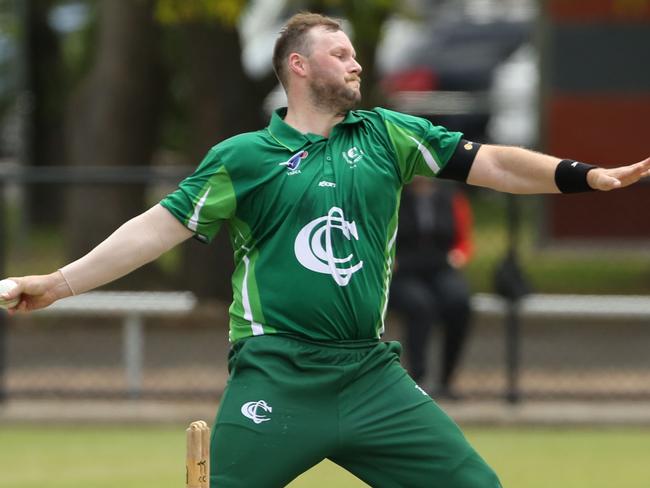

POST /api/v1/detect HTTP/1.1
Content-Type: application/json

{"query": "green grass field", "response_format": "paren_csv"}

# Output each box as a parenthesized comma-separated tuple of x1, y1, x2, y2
(1, 425, 650, 487)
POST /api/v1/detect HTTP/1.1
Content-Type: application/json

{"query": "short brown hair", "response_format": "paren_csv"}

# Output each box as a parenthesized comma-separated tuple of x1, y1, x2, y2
(272, 12, 342, 89)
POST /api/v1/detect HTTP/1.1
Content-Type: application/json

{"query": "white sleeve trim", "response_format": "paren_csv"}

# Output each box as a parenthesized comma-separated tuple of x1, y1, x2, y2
(407, 135, 440, 173)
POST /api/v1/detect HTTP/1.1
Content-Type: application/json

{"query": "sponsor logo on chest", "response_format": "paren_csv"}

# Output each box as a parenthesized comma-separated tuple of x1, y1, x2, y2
(279, 150, 308, 175)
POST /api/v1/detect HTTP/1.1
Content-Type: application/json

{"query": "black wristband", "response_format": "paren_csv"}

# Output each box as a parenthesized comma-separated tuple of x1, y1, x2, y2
(554, 159, 597, 193)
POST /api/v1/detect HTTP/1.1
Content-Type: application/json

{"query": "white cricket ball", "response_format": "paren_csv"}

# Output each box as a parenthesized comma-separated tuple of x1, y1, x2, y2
(0, 279, 20, 309)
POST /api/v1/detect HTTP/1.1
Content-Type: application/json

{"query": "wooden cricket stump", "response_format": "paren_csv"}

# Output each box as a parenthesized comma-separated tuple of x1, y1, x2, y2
(186, 420, 210, 488)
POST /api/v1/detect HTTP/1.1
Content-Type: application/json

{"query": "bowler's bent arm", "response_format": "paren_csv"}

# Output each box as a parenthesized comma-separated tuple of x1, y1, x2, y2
(4, 205, 193, 312)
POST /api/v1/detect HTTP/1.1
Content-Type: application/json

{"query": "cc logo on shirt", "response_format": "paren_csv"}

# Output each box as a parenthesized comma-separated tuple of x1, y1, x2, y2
(294, 207, 364, 286)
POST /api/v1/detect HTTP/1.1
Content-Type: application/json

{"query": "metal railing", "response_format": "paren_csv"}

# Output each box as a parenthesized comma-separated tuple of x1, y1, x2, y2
(0, 163, 196, 402)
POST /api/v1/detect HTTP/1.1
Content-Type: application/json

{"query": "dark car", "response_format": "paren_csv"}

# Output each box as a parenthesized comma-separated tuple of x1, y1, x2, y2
(381, 17, 531, 142)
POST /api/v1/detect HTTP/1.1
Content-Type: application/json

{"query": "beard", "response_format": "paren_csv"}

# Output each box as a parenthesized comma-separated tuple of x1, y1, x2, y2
(308, 73, 362, 115)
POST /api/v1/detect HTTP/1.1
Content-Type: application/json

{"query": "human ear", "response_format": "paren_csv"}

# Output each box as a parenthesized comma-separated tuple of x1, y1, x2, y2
(288, 53, 307, 78)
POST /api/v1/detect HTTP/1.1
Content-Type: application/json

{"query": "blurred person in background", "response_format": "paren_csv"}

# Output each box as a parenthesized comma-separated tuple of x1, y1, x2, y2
(3, 12, 650, 488)
(390, 177, 473, 400)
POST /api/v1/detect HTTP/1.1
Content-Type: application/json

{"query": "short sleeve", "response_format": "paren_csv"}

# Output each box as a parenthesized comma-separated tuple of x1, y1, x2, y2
(160, 146, 236, 244)
(376, 108, 463, 184)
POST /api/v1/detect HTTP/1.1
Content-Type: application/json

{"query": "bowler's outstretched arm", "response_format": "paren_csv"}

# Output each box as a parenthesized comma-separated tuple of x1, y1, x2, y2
(468, 144, 650, 194)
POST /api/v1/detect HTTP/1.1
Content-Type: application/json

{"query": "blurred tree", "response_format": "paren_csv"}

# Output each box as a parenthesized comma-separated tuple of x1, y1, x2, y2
(64, 0, 164, 263)
(22, 0, 66, 225)
(155, 0, 247, 25)
(155, 0, 276, 299)
(0, 0, 21, 154)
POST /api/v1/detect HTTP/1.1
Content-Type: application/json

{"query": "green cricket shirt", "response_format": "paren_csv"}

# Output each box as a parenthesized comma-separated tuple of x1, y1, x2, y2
(160, 107, 478, 343)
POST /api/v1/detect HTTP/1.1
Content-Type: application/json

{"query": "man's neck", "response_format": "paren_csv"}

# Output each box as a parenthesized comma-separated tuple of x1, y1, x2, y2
(283, 101, 346, 138)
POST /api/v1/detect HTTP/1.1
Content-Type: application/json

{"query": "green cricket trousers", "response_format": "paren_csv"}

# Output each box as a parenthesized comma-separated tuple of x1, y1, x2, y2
(210, 334, 501, 487)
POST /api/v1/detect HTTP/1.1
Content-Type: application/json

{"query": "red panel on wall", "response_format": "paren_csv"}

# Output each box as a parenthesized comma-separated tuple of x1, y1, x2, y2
(547, 95, 650, 167)
(548, 0, 650, 21)
(547, 186, 650, 239)
(545, 95, 650, 240)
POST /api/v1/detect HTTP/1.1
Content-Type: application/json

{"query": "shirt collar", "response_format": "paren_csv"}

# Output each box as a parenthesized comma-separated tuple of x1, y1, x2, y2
(339, 110, 365, 125)
(267, 107, 365, 151)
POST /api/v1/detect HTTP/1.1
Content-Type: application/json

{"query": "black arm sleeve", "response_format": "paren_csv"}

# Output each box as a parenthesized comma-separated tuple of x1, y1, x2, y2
(437, 139, 481, 182)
